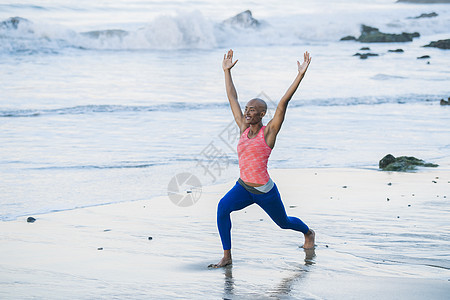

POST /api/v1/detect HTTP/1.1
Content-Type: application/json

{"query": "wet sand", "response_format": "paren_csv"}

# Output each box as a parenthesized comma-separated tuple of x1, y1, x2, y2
(1, 168, 449, 299)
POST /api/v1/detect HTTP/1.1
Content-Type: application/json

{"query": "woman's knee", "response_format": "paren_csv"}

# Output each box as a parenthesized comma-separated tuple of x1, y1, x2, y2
(278, 220, 291, 230)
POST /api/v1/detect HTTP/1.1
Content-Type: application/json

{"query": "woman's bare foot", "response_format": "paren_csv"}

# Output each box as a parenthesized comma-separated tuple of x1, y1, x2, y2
(208, 250, 232, 268)
(208, 257, 232, 268)
(302, 229, 315, 249)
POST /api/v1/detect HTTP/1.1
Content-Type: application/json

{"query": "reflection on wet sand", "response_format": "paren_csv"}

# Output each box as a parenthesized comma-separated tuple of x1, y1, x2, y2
(223, 265, 234, 299)
(222, 248, 316, 299)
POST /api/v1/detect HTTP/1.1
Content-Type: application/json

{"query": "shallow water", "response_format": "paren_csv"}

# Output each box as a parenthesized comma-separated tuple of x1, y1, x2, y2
(0, 1, 449, 226)
(1, 1, 450, 298)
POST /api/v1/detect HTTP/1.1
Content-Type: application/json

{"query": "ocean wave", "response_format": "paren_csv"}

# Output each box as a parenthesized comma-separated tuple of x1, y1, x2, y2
(371, 74, 408, 80)
(2, 6, 449, 53)
(30, 162, 166, 170)
(0, 103, 227, 117)
(0, 95, 444, 118)
(0, 11, 265, 53)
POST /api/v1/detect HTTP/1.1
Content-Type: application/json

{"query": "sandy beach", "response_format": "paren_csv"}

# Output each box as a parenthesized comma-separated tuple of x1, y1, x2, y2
(2, 0, 450, 298)
(1, 168, 449, 299)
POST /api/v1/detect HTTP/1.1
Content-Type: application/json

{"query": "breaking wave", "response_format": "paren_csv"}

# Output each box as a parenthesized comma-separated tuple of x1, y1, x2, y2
(1, 6, 449, 54)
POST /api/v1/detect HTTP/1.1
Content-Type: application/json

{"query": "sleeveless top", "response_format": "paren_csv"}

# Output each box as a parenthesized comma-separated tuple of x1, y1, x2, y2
(237, 125, 272, 185)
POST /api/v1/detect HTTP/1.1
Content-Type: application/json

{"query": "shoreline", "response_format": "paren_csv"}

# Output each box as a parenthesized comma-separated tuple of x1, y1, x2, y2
(4, 164, 450, 223)
(1, 167, 449, 299)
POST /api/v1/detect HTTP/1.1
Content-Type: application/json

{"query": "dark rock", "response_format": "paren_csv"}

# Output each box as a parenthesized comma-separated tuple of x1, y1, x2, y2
(417, 55, 431, 59)
(440, 98, 450, 105)
(148, 236, 153, 240)
(222, 10, 261, 28)
(340, 35, 356, 41)
(360, 47, 371, 50)
(397, 0, 450, 3)
(1, 17, 30, 30)
(342, 186, 348, 188)
(357, 25, 419, 43)
(379, 154, 396, 168)
(27, 217, 36, 223)
(424, 39, 450, 49)
(379, 154, 438, 171)
(388, 49, 404, 53)
(97, 247, 103, 250)
(353, 52, 379, 59)
(355, 53, 368, 59)
(409, 12, 438, 19)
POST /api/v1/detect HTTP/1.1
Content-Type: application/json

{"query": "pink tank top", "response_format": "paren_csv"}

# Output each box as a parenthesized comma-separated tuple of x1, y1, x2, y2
(237, 125, 272, 185)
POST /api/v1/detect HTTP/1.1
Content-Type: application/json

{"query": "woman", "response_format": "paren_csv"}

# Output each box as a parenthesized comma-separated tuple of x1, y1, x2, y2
(210, 49, 315, 268)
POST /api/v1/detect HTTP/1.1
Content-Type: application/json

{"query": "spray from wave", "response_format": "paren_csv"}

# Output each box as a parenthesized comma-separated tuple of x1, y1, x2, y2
(0, 10, 272, 53)
(1, 6, 449, 53)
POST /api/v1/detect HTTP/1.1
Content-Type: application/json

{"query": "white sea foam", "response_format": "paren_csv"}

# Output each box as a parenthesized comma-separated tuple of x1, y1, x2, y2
(1, 3, 449, 53)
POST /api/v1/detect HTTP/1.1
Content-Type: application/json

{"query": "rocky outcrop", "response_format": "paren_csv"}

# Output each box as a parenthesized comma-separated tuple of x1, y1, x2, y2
(341, 25, 420, 43)
(357, 25, 419, 43)
(397, 0, 450, 3)
(388, 49, 404, 53)
(408, 12, 438, 19)
(353, 52, 379, 59)
(222, 10, 262, 28)
(417, 55, 431, 59)
(424, 39, 450, 49)
(440, 97, 450, 105)
(379, 154, 396, 169)
(1, 17, 30, 29)
(379, 154, 438, 171)
(340, 36, 356, 41)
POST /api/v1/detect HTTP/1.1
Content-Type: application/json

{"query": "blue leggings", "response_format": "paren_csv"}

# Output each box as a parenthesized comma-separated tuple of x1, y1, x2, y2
(217, 181, 309, 250)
